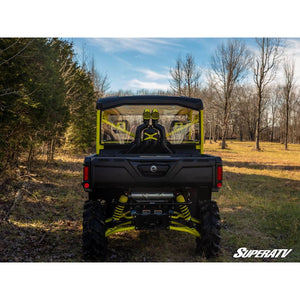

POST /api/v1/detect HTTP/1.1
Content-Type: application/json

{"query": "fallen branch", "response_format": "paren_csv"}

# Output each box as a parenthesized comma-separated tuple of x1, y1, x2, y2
(36, 232, 46, 245)
(2, 181, 29, 221)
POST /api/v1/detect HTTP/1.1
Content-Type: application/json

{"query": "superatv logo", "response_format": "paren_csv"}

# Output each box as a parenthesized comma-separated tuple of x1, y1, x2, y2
(233, 247, 292, 258)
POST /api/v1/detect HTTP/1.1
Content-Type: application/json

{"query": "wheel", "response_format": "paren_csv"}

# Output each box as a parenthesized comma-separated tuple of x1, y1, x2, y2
(82, 199, 107, 262)
(196, 200, 221, 259)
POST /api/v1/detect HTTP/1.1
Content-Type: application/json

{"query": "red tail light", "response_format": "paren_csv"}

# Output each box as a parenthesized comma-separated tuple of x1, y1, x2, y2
(217, 166, 222, 181)
(217, 166, 222, 188)
(83, 166, 89, 181)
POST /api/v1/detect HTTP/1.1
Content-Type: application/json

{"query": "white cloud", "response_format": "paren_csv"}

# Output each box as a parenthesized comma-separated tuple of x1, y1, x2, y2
(128, 79, 169, 90)
(278, 39, 300, 84)
(138, 68, 171, 80)
(90, 38, 181, 55)
(247, 39, 300, 85)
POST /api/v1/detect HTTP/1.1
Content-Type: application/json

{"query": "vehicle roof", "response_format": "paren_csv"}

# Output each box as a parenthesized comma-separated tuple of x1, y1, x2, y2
(96, 95, 203, 110)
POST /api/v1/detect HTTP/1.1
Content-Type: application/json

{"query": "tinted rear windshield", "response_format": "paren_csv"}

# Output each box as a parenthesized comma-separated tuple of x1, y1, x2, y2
(101, 105, 200, 145)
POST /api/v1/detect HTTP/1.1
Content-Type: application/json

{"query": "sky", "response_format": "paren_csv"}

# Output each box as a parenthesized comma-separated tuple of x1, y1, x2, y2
(66, 38, 300, 93)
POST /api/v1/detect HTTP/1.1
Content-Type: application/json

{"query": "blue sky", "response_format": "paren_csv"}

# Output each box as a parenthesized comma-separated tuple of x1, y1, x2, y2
(66, 38, 300, 93)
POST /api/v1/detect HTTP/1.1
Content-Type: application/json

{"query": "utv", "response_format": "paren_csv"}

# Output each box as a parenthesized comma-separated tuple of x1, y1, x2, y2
(82, 95, 222, 261)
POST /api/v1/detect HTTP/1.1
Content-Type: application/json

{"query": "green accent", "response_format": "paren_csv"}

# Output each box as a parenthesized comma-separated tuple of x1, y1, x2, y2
(169, 223, 201, 238)
(105, 224, 135, 237)
(175, 194, 185, 203)
(102, 118, 135, 138)
(176, 194, 192, 221)
(105, 224, 200, 238)
(96, 110, 100, 154)
(200, 109, 204, 154)
(166, 118, 199, 138)
(188, 110, 193, 140)
(116, 121, 126, 130)
(105, 208, 201, 238)
(143, 108, 151, 120)
(171, 214, 200, 224)
(105, 211, 132, 223)
(151, 108, 159, 120)
(174, 122, 183, 131)
(119, 194, 128, 204)
(143, 132, 158, 141)
(105, 221, 200, 238)
(102, 141, 132, 144)
(112, 195, 128, 221)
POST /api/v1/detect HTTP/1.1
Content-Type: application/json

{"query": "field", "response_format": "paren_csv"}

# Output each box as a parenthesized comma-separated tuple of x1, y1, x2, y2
(0, 141, 299, 262)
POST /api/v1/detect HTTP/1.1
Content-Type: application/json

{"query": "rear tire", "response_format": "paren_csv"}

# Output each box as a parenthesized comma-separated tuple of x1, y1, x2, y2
(196, 200, 221, 259)
(82, 199, 107, 262)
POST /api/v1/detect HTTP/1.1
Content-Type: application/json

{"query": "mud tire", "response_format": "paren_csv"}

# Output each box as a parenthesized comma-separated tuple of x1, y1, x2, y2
(82, 200, 107, 262)
(196, 200, 221, 259)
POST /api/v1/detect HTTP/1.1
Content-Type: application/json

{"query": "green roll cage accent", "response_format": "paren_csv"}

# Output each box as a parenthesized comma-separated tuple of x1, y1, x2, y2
(102, 118, 136, 138)
(143, 131, 158, 141)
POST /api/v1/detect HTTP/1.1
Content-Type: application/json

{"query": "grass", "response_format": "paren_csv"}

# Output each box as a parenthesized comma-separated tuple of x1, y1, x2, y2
(206, 141, 300, 262)
(0, 141, 299, 262)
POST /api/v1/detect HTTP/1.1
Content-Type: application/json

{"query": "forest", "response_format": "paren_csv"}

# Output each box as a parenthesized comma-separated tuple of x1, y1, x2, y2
(1, 38, 299, 179)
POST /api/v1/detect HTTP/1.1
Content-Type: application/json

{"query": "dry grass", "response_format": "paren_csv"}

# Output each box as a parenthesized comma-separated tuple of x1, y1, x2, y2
(205, 141, 300, 262)
(0, 141, 299, 262)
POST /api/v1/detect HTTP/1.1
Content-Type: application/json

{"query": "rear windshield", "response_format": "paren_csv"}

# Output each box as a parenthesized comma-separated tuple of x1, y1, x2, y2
(101, 105, 200, 144)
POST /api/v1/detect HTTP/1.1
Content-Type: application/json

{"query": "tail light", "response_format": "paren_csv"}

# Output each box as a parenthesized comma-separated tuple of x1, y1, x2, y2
(83, 166, 90, 190)
(217, 166, 222, 188)
(83, 166, 89, 181)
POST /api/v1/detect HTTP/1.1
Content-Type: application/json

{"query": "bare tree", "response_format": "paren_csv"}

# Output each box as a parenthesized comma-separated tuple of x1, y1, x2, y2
(291, 91, 300, 143)
(183, 54, 201, 97)
(282, 57, 296, 150)
(169, 57, 184, 96)
(90, 56, 110, 98)
(210, 39, 251, 149)
(169, 54, 201, 97)
(201, 80, 221, 143)
(269, 86, 281, 142)
(253, 38, 282, 150)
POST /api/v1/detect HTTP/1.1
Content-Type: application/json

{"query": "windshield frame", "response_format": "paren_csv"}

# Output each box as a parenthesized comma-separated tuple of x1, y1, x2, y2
(99, 104, 201, 146)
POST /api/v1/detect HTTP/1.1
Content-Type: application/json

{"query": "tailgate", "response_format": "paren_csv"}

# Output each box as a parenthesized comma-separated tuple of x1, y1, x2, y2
(89, 155, 221, 189)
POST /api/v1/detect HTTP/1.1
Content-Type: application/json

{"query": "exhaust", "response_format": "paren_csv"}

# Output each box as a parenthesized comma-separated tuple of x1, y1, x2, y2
(129, 193, 174, 200)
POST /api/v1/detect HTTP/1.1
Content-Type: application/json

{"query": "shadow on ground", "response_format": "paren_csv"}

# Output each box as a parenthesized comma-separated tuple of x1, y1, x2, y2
(224, 160, 300, 171)
(0, 220, 83, 262)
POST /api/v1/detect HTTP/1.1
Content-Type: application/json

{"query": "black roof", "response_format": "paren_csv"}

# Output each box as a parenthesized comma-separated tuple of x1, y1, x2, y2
(96, 95, 203, 110)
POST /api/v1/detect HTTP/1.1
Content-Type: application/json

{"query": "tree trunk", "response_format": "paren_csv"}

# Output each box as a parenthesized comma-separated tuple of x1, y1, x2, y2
(271, 120, 274, 142)
(255, 94, 262, 150)
(285, 99, 289, 150)
(214, 125, 217, 142)
(239, 126, 243, 141)
(221, 125, 227, 149)
(50, 136, 56, 160)
(27, 142, 34, 173)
